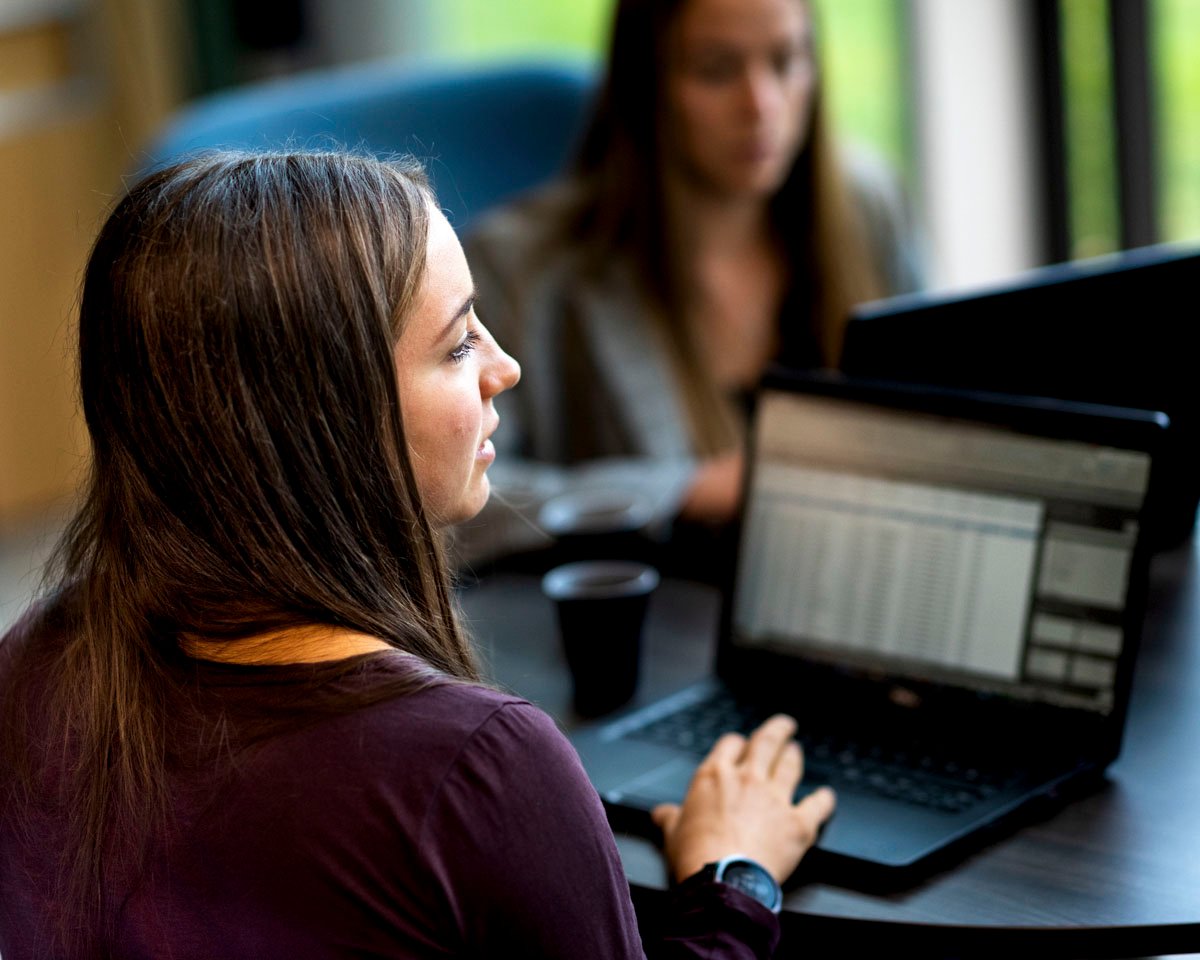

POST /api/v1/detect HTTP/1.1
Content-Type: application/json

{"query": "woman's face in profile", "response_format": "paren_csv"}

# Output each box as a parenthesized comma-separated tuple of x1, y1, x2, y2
(664, 0, 815, 199)
(393, 206, 520, 526)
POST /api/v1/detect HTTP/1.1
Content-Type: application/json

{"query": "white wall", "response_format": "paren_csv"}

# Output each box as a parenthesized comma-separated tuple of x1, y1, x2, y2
(909, 0, 1046, 292)
(304, 0, 435, 65)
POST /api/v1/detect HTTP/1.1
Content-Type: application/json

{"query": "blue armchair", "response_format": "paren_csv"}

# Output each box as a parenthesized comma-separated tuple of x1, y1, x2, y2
(142, 59, 595, 230)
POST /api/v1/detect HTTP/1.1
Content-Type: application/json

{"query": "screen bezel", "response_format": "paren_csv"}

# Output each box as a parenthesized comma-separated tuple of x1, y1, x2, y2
(714, 370, 1169, 762)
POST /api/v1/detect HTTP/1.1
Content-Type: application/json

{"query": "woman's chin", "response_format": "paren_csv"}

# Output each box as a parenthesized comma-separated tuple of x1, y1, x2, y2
(440, 479, 491, 528)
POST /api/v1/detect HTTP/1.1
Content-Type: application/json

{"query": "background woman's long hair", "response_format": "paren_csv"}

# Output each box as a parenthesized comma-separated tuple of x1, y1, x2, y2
(1, 151, 478, 954)
(568, 0, 882, 453)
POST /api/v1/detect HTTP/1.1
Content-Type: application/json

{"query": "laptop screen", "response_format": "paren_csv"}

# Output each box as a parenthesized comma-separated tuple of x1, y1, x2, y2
(732, 386, 1154, 716)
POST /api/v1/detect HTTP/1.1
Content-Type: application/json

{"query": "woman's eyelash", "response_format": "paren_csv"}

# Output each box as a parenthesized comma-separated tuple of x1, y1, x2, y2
(449, 330, 482, 364)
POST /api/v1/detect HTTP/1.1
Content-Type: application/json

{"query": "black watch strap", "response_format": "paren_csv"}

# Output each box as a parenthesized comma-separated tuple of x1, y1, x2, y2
(696, 856, 783, 914)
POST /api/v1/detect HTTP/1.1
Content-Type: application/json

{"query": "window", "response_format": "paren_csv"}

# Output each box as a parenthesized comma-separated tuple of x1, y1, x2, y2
(426, 0, 610, 60)
(1152, 0, 1200, 243)
(1060, 0, 1121, 258)
(426, 0, 912, 186)
(1056, 0, 1200, 258)
(812, 0, 912, 186)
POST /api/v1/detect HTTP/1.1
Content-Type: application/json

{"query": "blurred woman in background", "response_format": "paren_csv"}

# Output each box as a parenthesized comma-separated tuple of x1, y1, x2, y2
(460, 0, 921, 570)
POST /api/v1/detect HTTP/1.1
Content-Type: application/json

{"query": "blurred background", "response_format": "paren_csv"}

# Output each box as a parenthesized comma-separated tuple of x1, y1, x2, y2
(2, 0, 1198, 624)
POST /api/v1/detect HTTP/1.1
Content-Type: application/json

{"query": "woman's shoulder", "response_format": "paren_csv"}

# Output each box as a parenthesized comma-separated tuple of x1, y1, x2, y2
(840, 143, 907, 222)
(212, 648, 542, 740)
(367, 655, 540, 732)
(198, 654, 575, 827)
(378, 662, 566, 765)
(0, 592, 71, 683)
(839, 142, 925, 295)
(468, 178, 581, 239)
(464, 178, 586, 272)
(290, 652, 568, 771)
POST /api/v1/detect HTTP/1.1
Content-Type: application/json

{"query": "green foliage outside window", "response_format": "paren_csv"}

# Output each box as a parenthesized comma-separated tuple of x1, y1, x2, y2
(1059, 0, 1200, 255)
(1060, 0, 1121, 259)
(812, 0, 910, 184)
(427, 0, 612, 59)
(1153, 0, 1200, 244)
(428, 0, 910, 187)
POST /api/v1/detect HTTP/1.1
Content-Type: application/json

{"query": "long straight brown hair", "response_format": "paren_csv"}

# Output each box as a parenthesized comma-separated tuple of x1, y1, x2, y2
(567, 0, 883, 453)
(1, 151, 479, 955)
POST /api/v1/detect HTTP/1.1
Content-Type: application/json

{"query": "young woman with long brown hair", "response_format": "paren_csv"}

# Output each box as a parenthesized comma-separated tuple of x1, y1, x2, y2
(459, 0, 922, 568)
(0, 151, 834, 958)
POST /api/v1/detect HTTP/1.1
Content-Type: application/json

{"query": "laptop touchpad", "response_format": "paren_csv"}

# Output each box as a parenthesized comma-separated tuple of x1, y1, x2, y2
(610, 757, 697, 807)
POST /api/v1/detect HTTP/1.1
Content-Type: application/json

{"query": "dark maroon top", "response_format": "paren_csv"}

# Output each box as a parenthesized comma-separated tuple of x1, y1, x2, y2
(0, 605, 778, 958)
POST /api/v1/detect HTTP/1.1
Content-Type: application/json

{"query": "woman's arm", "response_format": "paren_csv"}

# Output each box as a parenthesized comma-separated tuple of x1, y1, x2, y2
(422, 702, 832, 959)
(419, 701, 647, 957)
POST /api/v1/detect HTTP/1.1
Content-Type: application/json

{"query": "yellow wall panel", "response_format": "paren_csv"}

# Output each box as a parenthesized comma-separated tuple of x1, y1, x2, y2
(0, 22, 73, 93)
(0, 112, 119, 520)
(0, 0, 185, 525)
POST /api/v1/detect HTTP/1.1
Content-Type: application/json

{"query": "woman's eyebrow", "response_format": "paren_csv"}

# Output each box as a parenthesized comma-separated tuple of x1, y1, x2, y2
(436, 293, 477, 343)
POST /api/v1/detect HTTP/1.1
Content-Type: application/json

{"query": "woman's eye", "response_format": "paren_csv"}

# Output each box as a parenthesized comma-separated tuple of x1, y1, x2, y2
(781, 40, 814, 77)
(691, 56, 739, 83)
(448, 330, 482, 364)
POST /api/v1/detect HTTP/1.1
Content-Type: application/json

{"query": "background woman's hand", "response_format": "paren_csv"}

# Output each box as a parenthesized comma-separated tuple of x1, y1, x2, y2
(651, 715, 836, 883)
(679, 451, 744, 524)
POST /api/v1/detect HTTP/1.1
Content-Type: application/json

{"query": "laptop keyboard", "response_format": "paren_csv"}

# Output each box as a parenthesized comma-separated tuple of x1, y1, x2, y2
(625, 691, 1016, 815)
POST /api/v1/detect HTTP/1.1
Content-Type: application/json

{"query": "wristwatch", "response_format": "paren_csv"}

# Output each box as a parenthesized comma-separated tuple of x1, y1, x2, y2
(697, 855, 783, 913)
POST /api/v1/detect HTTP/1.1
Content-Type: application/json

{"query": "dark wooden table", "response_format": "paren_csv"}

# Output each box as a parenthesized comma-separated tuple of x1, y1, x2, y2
(459, 537, 1200, 958)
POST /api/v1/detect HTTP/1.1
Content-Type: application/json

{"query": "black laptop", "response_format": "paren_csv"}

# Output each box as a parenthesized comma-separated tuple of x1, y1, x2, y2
(840, 242, 1199, 546)
(570, 371, 1167, 888)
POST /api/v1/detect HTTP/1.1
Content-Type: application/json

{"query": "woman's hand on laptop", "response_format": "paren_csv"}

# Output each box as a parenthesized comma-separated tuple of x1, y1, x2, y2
(652, 714, 837, 884)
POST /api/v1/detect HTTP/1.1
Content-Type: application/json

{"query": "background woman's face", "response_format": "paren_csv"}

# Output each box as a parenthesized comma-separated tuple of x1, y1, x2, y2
(664, 0, 815, 199)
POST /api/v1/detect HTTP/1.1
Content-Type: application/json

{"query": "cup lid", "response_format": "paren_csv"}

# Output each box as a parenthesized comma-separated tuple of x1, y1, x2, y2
(538, 490, 654, 537)
(541, 561, 660, 600)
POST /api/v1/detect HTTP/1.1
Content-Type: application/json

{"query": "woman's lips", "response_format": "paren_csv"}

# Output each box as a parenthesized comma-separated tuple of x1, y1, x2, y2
(477, 438, 495, 463)
(737, 141, 776, 164)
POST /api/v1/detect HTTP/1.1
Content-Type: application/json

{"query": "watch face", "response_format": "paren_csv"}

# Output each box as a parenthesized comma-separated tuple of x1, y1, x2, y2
(718, 859, 782, 912)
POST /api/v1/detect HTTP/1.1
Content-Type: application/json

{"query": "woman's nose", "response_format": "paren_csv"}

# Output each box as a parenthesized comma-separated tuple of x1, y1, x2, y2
(483, 339, 521, 397)
(741, 66, 779, 119)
